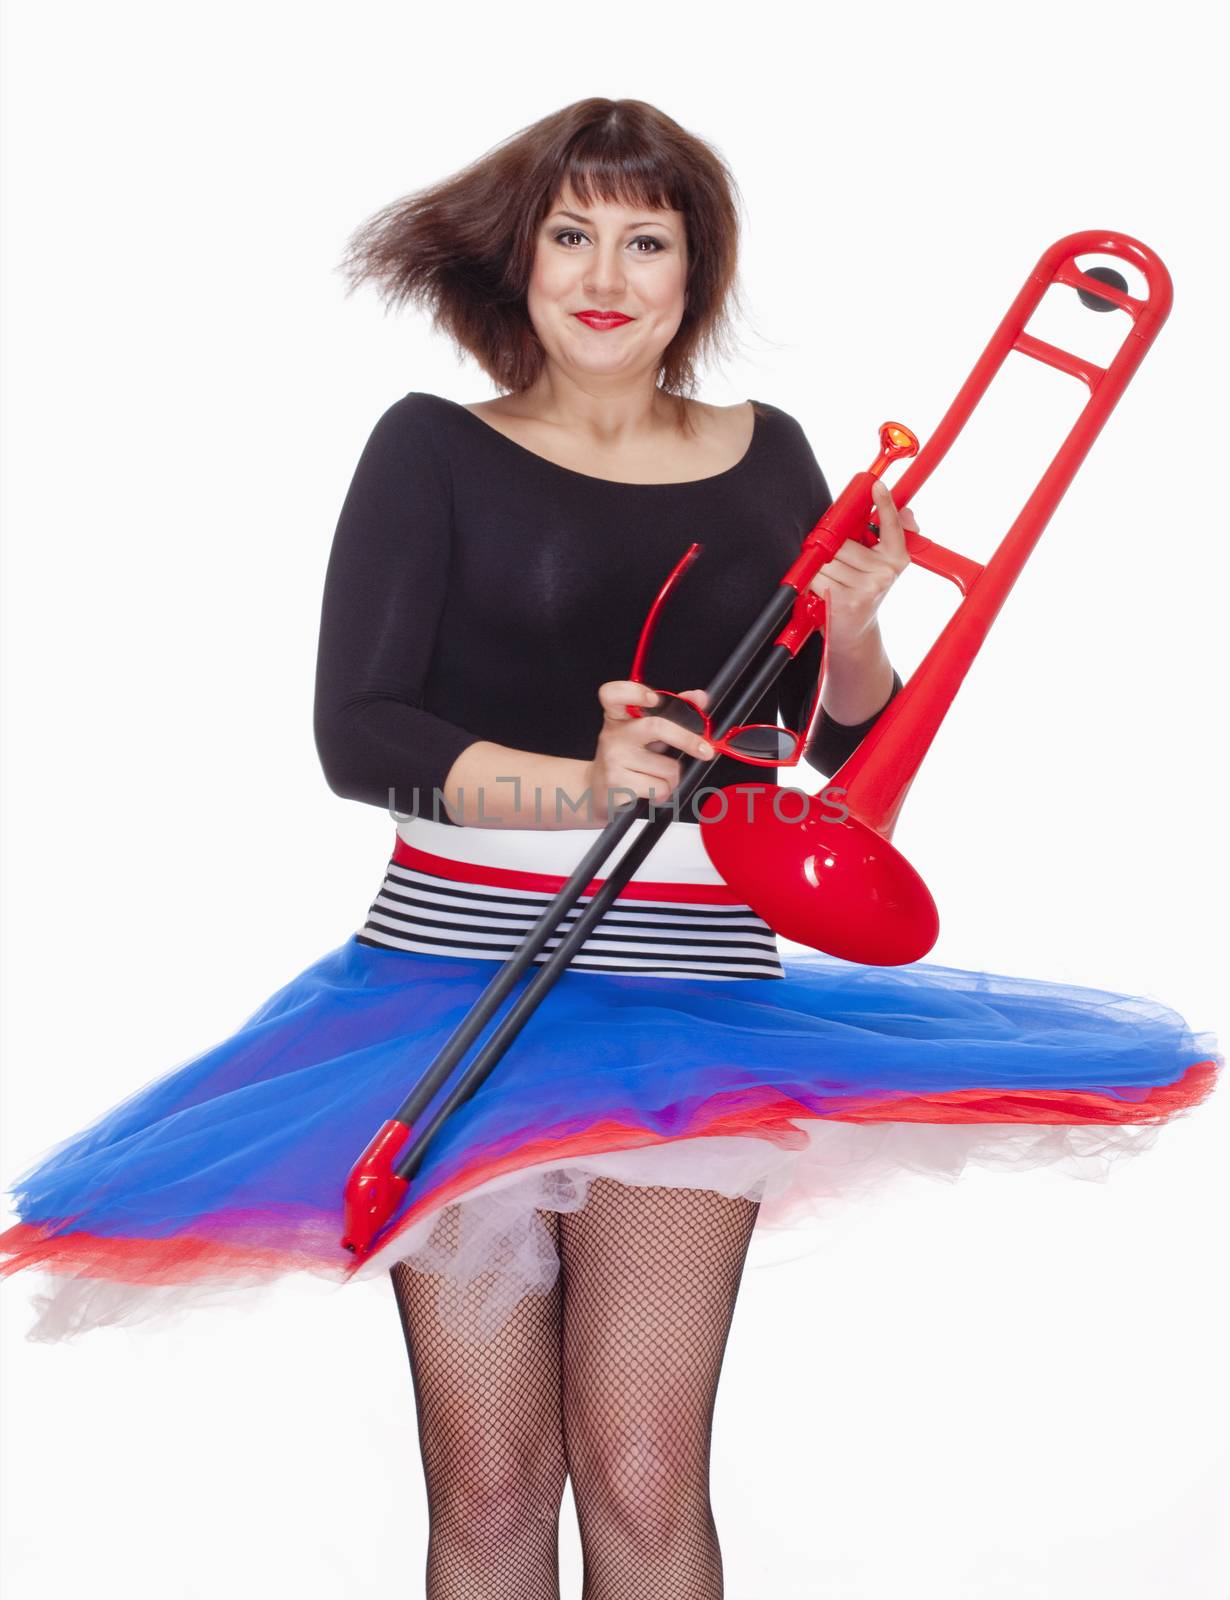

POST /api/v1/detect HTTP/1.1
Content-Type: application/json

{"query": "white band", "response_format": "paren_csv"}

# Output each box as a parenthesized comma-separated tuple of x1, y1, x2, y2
(394, 813, 727, 886)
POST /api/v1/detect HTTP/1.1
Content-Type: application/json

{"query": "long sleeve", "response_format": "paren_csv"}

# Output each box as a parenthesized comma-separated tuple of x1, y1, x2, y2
(803, 663, 904, 778)
(775, 418, 904, 780)
(313, 396, 483, 813)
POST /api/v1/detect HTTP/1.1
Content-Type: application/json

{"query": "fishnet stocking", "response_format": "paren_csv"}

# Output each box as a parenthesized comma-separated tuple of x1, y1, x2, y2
(390, 1202, 568, 1600)
(558, 1178, 760, 1600)
(390, 1177, 761, 1600)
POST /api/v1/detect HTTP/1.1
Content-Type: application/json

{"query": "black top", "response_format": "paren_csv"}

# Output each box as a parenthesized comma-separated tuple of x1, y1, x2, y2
(313, 391, 903, 826)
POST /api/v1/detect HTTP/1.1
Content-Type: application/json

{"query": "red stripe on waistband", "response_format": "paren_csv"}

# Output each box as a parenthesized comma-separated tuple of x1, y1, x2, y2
(391, 835, 743, 905)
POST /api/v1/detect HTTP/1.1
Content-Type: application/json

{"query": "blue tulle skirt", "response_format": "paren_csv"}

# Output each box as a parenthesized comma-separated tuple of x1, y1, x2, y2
(2, 817, 1221, 1344)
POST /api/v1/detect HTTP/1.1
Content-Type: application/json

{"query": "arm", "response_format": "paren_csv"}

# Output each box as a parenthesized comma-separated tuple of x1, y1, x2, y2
(313, 396, 608, 829)
(804, 633, 903, 778)
(435, 740, 603, 830)
(312, 396, 485, 815)
(778, 626, 903, 781)
(775, 420, 904, 779)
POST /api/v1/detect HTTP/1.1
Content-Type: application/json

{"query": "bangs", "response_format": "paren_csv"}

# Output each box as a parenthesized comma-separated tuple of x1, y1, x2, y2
(550, 144, 684, 220)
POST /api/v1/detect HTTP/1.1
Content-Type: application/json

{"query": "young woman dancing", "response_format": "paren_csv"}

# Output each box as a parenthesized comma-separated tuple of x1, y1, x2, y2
(3, 97, 1221, 1600)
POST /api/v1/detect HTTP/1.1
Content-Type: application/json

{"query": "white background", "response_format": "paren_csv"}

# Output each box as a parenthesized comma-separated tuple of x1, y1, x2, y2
(2, 2, 1227, 1596)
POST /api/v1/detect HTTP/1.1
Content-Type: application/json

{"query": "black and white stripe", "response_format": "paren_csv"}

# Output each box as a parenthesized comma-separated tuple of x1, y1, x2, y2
(356, 855, 785, 980)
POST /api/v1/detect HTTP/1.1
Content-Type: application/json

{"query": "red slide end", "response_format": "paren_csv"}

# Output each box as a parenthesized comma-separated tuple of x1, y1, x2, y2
(340, 1119, 412, 1258)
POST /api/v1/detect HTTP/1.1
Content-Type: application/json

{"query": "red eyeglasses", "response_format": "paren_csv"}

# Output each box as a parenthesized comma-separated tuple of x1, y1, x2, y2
(624, 541, 827, 767)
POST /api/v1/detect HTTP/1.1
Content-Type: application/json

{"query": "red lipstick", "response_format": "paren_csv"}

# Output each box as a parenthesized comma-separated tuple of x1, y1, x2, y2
(575, 310, 633, 329)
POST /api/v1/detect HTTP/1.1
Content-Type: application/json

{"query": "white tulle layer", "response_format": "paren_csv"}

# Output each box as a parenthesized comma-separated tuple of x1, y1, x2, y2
(351, 1114, 1170, 1345)
(10, 1113, 1167, 1345)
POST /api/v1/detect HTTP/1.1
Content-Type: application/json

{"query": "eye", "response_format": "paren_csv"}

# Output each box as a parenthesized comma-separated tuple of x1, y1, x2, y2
(552, 230, 666, 254)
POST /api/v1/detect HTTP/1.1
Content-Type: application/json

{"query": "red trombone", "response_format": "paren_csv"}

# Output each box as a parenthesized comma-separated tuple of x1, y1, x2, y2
(340, 230, 1173, 1260)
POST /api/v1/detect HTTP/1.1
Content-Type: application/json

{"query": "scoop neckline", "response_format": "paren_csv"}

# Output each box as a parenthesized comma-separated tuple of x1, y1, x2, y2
(438, 395, 765, 488)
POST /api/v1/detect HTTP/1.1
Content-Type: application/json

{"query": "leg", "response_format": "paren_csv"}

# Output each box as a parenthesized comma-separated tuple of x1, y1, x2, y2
(557, 1177, 760, 1600)
(390, 1202, 568, 1600)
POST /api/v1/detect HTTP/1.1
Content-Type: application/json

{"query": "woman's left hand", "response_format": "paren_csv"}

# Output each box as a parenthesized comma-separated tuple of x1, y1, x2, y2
(807, 479, 916, 649)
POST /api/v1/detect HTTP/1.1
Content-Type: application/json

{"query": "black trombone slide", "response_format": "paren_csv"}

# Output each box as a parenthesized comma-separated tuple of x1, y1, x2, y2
(339, 418, 919, 1257)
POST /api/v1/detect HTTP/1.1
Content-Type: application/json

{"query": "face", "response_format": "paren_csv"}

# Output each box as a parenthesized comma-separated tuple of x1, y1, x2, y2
(527, 182, 688, 384)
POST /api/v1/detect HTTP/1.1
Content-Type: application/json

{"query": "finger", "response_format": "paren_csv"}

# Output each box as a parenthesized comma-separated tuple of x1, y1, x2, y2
(599, 680, 662, 722)
(810, 559, 863, 592)
(825, 546, 908, 591)
(870, 479, 909, 557)
(642, 713, 715, 762)
(678, 690, 716, 754)
(822, 540, 888, 574)
(629, 746, 685, 781)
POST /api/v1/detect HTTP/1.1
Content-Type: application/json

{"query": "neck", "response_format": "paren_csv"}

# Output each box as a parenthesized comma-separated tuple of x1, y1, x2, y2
(518, 369, 685, 444)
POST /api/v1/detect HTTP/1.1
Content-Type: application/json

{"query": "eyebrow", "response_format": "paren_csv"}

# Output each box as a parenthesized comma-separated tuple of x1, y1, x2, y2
(550, 209, 673, 231)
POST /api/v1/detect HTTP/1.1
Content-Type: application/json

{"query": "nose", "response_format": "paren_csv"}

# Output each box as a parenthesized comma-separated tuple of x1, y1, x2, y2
(582, 239, 628, 303)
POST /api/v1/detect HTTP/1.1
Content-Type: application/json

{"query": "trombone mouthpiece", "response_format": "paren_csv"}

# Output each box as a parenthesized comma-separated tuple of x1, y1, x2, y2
(868, 421, 919, 479)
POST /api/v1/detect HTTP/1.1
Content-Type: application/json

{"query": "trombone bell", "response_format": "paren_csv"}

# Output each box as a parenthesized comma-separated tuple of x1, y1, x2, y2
(698, 785, 940, 967)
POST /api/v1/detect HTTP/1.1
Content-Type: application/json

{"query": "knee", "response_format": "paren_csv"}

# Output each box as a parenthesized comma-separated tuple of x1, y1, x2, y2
(430, 1451, 566, 1537)
(569, 1428, 710, 1541)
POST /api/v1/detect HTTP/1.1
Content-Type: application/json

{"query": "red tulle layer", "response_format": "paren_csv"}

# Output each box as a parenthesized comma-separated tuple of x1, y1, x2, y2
(2, 1058, 1217, 1290)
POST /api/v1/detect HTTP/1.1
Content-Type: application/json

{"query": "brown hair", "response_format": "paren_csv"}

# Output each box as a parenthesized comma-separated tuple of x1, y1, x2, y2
(337, 98, 750, 432)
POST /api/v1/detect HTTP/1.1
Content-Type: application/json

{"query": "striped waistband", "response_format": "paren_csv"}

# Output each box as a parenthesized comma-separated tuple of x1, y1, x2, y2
(356, 816, 784, 980)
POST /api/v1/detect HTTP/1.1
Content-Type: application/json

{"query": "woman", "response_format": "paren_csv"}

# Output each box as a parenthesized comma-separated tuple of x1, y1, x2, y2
(2, 98, 1221, 1599)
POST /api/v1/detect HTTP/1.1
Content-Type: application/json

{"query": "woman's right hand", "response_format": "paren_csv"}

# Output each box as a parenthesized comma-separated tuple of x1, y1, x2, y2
(583, 681, 717, 826)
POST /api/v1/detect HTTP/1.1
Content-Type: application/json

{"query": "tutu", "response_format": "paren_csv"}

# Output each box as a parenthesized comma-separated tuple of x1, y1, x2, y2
(2, 814, 1221, 1345)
